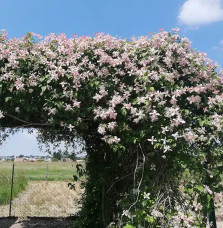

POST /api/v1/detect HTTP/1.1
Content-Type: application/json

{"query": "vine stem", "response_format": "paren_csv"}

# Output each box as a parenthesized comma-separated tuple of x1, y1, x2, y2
(5, 113, 50, 127)
(128, 143, 145, 211)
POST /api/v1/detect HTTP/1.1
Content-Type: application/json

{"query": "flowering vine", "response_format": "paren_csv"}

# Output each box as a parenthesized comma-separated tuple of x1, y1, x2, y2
(0, 29, 222, 227)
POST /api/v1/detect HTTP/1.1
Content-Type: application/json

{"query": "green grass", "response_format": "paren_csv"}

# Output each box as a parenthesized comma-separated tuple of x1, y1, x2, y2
(0, 161, 84, 205)
(0, 161, 82, 181)
(0, 169, 28, 205)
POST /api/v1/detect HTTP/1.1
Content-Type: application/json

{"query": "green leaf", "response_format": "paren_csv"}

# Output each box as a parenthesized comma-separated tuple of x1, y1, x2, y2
(41, 86, 47, 92)
(39, 77, 46, 82)
(184, 109, 190, 115)
(123, 225, 135, 228)
(146, 216, 155, 223)
(140, 131, 145, 138)
(121, 108, 127, 116)
(5, 97, 11, 102)
(195, 185, 204, 192)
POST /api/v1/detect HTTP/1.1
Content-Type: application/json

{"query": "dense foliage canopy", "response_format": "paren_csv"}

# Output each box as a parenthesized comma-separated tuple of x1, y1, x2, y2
(0, 29, 222, 227)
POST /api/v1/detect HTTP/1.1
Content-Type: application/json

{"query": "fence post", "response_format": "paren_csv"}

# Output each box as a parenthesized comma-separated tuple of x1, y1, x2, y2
(45, 164, 48, 182)
(209, 197, 217, 228)
(9, 163, 15, 217)
(204, 156, 217, 228)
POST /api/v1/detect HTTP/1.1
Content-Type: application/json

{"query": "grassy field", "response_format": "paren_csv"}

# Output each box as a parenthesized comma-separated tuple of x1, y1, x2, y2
(0, 161, 83, 206)
(0, 169, 28, 205)
(0, 161, 81, 181)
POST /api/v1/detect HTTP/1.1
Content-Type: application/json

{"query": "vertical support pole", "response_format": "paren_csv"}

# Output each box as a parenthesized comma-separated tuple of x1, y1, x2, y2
(45, 164, 48, 182)
(209, 197, 217, 228)
(204, 155, 217, 228)
(9, 163, 14, 217)
(102, 184, 105, 227)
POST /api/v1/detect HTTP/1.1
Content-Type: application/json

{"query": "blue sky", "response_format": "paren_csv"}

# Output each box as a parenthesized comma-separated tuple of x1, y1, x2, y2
(0, 0, 223, 156)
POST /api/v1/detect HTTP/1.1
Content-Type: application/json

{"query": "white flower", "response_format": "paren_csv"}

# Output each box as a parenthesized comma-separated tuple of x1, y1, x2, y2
(122, 210, 131, 218)
(107, 122, 117, 131)
(161, 126, 169, 134)
(199, 135, 207, 142)
(48, 108, 57, 115)
(161, 137, 167, 145)
(197, 127, 206, 134)
(110, 95, 124, 107)
(107, 136, 120, 144)
(0, 111, 4, 119)
(15, 107, 20, 113)
(183, 131, 198, 143)
(65, 104, 73, 111)
(151, 210, 164, 218)
(193, 203, 202, 211)
(204, 185, 213, 194)
(72, 99, 80, 108)
(93, 93, 102, 102)
(68, 124, 74, 132)
(143, 192, 150, 199)
(149, 110, 160, 122)
(98, 124, 106, 135)
(164, 107, 179, 118)
(172, 116, 185, 127)
(172, 132, 180, 140)
(147, 136, 157, 145)
(164, 145, 172, 153)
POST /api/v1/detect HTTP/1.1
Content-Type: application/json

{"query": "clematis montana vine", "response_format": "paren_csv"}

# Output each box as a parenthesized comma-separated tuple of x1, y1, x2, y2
(0, 29, 222, 227)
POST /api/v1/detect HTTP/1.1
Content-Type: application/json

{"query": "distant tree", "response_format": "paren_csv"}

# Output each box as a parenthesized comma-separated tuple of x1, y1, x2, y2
(18, 154, 24, 158)
(69, 153, 76, 161)
(52, 152, 62, 160)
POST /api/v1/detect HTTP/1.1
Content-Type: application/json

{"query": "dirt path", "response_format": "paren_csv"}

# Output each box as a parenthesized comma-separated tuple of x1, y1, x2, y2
(0, 181, 83, 218)
(0, 217, 73, 228)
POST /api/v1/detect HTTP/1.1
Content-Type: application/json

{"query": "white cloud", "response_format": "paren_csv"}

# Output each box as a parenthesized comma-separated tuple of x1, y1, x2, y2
(220, 40, 223, 45)
(178, 0, 223, 27)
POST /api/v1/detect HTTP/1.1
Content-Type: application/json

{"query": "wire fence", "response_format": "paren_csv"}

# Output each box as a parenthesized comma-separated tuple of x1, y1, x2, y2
(0, 162, 83, 218)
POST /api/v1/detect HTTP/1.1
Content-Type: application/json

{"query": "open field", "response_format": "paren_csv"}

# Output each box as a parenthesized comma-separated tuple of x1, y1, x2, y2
(0, 161, 83, 181)
(0, 161, 84, 206)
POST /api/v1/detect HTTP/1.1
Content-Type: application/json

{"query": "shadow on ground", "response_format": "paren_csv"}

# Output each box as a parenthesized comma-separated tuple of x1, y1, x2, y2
(0, 217, 18, 228)
(1, 216, 223, 228)
(0, 217, 75, 228)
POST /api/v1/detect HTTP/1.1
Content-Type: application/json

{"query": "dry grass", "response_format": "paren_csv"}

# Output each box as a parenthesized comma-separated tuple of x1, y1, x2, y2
(0, 181, 83, 218)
